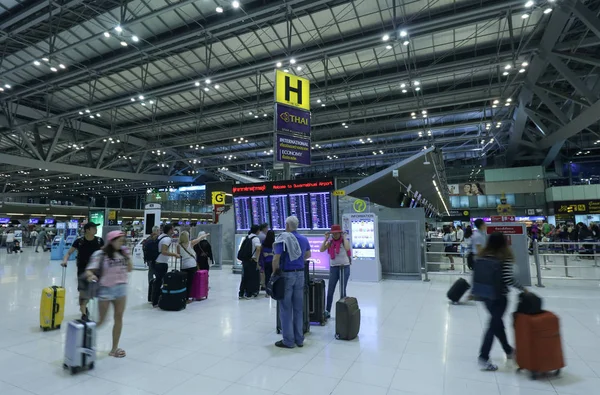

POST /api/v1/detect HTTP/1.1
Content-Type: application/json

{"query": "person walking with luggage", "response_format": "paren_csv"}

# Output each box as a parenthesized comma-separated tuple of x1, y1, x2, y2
(260, 230, 276, 298)
(85, 231, 132, 359)
(193, 231, 213, 271)
(238, 225, 262, 299)
(178, 230, 209, 303)
(319, 225, 351, 319)
(61, 223, 103, 319)
(476, 232, 527, 371)
(152, 224, 180, 307)
(272, 216, 311, 349)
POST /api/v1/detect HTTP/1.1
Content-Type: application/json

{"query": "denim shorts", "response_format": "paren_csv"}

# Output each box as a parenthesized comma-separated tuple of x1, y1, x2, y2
(97, 283, 128, 301)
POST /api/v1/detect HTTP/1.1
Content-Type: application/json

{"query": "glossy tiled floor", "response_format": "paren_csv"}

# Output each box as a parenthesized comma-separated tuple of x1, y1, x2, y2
(1, 249, 600, 395)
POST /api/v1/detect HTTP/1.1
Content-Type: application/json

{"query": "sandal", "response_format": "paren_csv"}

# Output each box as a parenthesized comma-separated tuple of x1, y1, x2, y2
(109, 348, 126, 358)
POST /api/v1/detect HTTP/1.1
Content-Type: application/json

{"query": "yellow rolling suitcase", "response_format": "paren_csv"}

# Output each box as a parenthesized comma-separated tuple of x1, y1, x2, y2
(40, 267, 66, 331)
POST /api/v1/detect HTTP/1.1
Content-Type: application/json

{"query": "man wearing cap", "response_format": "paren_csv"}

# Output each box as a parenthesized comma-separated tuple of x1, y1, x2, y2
(62, 222, 104, 319)
(272, 216, 311, 349)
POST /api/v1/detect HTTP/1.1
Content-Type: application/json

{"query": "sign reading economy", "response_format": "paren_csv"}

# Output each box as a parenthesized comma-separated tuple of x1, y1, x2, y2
(275, 103, 311, 135)
(276, 134, 311, 166)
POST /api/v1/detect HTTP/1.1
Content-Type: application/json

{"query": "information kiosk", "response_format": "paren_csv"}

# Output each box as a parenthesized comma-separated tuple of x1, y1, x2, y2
(342, 213, 381, 282)
(50, 236, 65, 261)
(132, 203, 162, 270)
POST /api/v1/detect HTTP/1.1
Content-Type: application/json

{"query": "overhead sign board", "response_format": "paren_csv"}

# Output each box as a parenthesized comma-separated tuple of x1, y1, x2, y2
(554, 200, 600, 215)
(231, 178, 334, 196)
(275, 103, 311, 135)
(487, 225, 524, 235)
(275, 70, 310, 111)
(491, 215, 515, 222)
(275, 134, 311, 166)
(333, 190, 345, 197)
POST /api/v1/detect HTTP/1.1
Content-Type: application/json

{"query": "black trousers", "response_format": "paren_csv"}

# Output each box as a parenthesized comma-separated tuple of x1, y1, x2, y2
(183, 267, 197, 300)
(152, 262, 169, 306)
(479, 295, 513, 360)
(263, 261, 273, 291)
(239, 261, 260, 297)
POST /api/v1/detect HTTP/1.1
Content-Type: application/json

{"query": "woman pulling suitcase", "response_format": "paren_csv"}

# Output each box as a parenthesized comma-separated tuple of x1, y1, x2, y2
(472, 232, 528, 371)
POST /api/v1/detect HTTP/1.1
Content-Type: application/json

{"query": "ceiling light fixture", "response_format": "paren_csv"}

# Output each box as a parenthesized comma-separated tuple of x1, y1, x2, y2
(195, 81, 200, 87)
(232, 1, 240, 8)
(138, 95, 144, 100)
(382, 34, 390, 41)
(120, 41, 127, 46)
(522, 13, 530, 19)
(42, 57, 49, 62)
(59, 64, 65, 69)
(276, 61, 282, 68)
(115, 25, 123, 33)
(216, 6, 224, 13)
(214, 84, 220, 89)
(386, 45, 392, 50)
(33, 61, 40, 66)
(525, 1, 534, 7)
(400, 30, 408, 37)
(522, 61, 529, 67)
(132, 35, 139, 42)
(403, 40, 409, 46)
(50, 67, 58, 72)
(544, 8, 552, 14)
(296, 66, 302, 71)
(103, 32, 110, 38)
(290, 58, 296, 64)
(519, 68, 526, 73)
(205, 78, 211, 84)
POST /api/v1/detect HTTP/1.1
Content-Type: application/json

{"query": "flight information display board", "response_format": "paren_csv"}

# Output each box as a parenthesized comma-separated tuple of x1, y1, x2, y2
(251, 196, 270, 226)
(310, 192, 333, 230)
(232, 178, 334, 232)
(289, 193, 311, 230)
(233, 197, 252, 231)
(270, 195, 289, 230)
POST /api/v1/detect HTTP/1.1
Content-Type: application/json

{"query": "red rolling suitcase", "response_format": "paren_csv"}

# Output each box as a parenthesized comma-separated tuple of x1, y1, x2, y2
(515, 311, 565, 379)
(190, 270, 209, 300)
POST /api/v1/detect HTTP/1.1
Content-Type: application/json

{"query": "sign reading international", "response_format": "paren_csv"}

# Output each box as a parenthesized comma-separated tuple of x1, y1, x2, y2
(275, 103, 311, 135)
(275, 134, 311, 165)
(275, 70, 310, 111)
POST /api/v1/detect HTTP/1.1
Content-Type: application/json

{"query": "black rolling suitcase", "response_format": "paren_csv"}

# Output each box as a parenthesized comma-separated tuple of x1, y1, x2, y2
(276, 263, 310, 334)
(335, 265, 360, 340)
(158, 259, 187, 311)
(308, 260, 327, 326)
(447, 278, 471, 303)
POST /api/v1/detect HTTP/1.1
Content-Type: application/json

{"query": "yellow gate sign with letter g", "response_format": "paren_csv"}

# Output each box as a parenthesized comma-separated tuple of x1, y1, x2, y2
(275, 70, 310, 111)
(211, 191, 226, 205)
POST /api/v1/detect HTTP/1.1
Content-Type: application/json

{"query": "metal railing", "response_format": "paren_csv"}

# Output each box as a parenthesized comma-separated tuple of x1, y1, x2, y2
(422, 241, 470, 281)
(532, 240, 600, 285)
(422, 238, 600, 286)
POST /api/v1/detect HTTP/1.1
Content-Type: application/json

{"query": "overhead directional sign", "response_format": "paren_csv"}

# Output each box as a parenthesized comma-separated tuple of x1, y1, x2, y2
(211, 191, 226, 205)
(275, 69, 310, 111)
(275, 103, 311, 135)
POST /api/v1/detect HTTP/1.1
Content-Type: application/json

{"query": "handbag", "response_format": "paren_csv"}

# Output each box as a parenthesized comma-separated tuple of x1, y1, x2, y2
(79, 251, 105, 299)
(266, 268, 285, 301)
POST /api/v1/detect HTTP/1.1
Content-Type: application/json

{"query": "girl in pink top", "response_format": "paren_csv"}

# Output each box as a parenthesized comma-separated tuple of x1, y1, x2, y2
(86, 231, 132, 358)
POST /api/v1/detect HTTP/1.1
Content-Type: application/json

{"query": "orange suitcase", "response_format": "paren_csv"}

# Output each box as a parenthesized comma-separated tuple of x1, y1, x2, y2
(514, 311, 565, 379)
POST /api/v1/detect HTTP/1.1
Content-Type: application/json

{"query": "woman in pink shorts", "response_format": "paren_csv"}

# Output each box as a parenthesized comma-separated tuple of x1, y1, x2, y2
(85, 231, 132, 358)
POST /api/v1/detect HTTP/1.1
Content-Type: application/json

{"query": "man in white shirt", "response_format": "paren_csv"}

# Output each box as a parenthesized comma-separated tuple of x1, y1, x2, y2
(151, 224, 180, 307)
(6, 230, 15, 254)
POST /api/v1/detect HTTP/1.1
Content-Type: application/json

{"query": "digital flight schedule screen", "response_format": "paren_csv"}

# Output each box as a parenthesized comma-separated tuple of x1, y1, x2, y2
(233, 197, 252, 231)
(251, 196, 270, 226)
(310, 192, 333, 230)
(289, 193, 311, 230)
(270, 195, 289, 230)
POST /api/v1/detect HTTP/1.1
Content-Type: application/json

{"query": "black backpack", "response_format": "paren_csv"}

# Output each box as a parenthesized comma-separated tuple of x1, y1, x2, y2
(237, 235, 257, 262)
(144, 235, 167, 263)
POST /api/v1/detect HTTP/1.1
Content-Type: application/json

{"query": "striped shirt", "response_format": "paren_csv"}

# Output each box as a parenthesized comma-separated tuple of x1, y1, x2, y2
(500, 261, 524, 295)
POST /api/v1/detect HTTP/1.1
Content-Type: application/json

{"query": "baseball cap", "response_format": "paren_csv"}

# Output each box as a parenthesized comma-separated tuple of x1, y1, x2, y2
(106, 230, 125, 244)
(83, 222, 97, 231)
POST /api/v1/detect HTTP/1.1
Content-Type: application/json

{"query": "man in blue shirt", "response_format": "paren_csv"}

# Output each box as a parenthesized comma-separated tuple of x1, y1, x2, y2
(272, 216, 311, 348)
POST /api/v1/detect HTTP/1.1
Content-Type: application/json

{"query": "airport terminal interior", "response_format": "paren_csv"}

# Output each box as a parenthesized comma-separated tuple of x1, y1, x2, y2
(1, 0, 600, 394)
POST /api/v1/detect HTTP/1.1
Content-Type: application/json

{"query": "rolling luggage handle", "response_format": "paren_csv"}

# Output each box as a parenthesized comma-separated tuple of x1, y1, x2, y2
(339, 264, 347, 299)
(61, 265, 67, 288)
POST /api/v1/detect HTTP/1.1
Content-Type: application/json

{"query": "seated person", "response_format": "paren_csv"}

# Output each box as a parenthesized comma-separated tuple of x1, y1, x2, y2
(12, 240, 23, 253)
